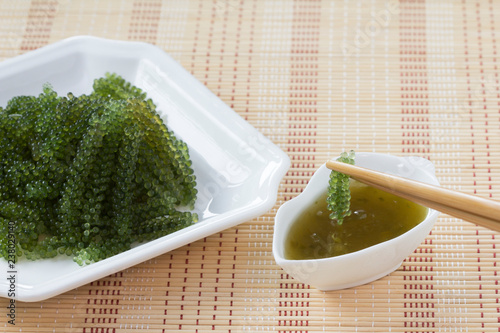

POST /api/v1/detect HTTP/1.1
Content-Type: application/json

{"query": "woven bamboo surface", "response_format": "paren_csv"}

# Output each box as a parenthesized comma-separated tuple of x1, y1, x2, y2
(1, 0, 500, 332)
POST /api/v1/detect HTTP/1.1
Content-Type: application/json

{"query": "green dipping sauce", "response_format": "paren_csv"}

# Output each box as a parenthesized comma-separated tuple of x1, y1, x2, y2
(284, 180, 428, 260)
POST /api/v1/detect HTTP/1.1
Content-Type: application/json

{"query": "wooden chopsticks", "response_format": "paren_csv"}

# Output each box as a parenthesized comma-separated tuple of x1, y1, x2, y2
(326, 160, 500, 233)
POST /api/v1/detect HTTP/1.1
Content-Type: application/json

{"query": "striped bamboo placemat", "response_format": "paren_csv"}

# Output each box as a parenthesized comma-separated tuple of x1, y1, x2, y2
(1, 0, 500, 332)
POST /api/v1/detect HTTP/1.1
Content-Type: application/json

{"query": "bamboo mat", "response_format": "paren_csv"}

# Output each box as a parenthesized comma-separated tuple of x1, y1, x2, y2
(1, 0, 500, 332)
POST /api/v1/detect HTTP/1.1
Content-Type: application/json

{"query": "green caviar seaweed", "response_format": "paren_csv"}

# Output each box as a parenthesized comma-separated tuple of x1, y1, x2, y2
(0, 73, 197, 265)
(326, 150, 355, 224)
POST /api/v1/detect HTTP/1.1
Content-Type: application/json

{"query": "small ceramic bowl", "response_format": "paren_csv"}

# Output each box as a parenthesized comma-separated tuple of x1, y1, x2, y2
(272, 152, 441, 291)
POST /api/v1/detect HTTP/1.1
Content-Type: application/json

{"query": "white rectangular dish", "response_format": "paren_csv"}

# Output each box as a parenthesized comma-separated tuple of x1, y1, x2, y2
(0, 36, 290, 302)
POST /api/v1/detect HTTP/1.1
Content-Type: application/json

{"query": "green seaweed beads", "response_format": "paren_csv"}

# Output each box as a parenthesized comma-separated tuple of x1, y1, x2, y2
(326, 150, 355, 224)
(0, 73, 197, 265)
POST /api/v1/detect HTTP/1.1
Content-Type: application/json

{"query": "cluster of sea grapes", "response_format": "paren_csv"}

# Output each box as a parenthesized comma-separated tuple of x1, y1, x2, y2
(326, 150, 355, 224)
(0, 73, 197, 265)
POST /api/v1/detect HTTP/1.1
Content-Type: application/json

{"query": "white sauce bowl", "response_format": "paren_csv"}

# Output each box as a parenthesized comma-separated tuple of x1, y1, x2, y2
(272, 152, 441, 290)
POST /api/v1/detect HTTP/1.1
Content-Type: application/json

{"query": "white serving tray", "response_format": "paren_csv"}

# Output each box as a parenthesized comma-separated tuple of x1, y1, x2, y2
(0, 36, 290, 302)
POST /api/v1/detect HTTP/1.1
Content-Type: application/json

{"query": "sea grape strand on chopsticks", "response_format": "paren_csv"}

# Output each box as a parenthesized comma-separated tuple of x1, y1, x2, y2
(326, 150, 355, 225)
(0, 73, 197, 265)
